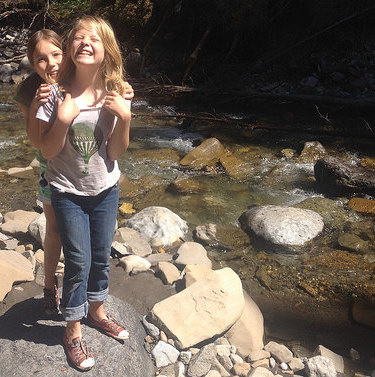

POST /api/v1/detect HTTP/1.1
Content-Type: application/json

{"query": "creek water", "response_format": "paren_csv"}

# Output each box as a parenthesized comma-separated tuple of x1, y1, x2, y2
(1, 84, 375, 370)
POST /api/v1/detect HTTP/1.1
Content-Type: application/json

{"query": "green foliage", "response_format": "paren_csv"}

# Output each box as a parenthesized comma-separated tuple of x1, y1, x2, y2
(113, 0, 153, 32)
(50, 0, 92, 23)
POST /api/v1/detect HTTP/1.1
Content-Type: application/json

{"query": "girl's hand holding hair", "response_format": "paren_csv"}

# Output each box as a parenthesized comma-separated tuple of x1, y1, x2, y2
(123, 82, 134, 100)
(31, 83, 52, 111)
(104, 90, 131, 121)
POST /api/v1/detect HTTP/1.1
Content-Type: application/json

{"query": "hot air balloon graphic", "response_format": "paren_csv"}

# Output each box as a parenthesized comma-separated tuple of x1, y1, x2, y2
(69, 122, 103, 174)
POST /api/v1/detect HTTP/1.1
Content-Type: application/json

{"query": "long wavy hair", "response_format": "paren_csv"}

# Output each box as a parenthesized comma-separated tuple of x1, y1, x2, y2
(58, 15, 126, 96)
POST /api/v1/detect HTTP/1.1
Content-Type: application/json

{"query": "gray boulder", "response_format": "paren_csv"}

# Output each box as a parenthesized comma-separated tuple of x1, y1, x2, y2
(0, 295, 155, 377)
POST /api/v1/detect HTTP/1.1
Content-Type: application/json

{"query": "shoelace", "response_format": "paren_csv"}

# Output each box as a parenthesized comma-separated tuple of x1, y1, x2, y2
(71, 338, 89, 360)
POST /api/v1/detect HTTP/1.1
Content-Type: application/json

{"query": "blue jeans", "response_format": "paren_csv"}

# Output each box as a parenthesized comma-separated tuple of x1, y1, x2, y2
(51, 183, 119, 321)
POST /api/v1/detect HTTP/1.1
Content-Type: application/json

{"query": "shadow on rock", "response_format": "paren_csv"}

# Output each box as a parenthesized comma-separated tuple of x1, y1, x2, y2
(0, 295, 155, 377)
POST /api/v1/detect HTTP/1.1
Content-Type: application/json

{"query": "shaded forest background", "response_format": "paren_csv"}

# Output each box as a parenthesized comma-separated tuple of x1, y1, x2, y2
(1, 0, 375, 91)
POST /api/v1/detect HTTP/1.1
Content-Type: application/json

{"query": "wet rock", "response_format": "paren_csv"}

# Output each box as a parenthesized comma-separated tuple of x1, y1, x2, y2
(0, 249, 34, 300)
(125, 206, 188, 248)
(114, 227, 152, 257)
(150, 267, 244, 350)
(314, 156, 375, 196)
(294, 197, 350, 230)
(347, 197, 375, 215)
(280, 148, 297, 159)
(0, 295, 155, 376)
(169, 176, 203, 194)
(180, 138, 226, 169)
(239, 205, 324, 252)
(360, 157, 375, 170)
(219, 154, 254, 180)
(337, 232, 369, 254)
(298, 141, 327, 164)
(174, 242, 212, 270)
(131, 148, 181, 165)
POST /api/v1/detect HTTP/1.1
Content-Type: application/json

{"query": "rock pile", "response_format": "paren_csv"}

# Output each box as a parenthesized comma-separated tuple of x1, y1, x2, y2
(0, 27, 32, 84)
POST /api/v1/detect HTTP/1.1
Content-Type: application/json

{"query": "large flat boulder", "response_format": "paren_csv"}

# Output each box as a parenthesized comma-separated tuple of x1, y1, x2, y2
(0, 295, 155, 377)
(150, 267, 244, 350)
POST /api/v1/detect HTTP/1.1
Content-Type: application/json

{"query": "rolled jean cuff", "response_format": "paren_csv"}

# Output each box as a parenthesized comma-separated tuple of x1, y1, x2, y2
(87, 287, 109, 303)
(61, 301, 88, 322)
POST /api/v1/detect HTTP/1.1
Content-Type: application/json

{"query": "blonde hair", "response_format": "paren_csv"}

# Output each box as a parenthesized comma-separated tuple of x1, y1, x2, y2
(27, 29, 63, 67)
(58, 15, 126, 96)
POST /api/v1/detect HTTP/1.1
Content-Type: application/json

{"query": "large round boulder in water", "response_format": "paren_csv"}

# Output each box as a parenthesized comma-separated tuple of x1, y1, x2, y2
(125, 206, 188, 248)
(239, 205, 324, 252)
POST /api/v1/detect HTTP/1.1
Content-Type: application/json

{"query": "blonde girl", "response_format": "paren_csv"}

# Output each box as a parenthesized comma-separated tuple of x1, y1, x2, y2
(37, 16, 131, 371)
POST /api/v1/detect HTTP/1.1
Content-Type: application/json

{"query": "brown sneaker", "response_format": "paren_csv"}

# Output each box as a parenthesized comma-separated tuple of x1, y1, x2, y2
(87, 313, 129, 340)
(43, 276, 59, 316)
(63, 333, 95, 371)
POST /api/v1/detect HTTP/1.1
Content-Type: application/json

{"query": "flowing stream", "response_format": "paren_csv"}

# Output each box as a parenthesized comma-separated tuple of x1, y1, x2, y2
(1, 84, 375, 369)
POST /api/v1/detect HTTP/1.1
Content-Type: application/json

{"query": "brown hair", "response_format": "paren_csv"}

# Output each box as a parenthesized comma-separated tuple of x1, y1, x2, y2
(58, 15, 126, 95)
(27, 29, 63, 67)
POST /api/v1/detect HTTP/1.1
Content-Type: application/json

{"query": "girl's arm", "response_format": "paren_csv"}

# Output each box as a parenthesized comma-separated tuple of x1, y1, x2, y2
(40, 92, 80, 160)
(17, 84, 51, 148)
(104, 90, 132, 161)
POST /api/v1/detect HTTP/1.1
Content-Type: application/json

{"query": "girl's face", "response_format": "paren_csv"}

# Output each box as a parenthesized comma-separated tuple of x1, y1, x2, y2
(71, 26, 105, 68)
(33, 39, 63, 82)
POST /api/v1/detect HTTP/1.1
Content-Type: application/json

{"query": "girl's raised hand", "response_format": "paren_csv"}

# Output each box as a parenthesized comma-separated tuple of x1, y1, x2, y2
(57, 92, 80, 124)
(124, 82, 134, 100)
(104, 90, 131, 121)
(32, 83, 51, 109)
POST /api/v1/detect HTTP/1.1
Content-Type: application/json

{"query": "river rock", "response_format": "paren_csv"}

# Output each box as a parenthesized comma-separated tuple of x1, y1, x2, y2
(125, 206, 188, 248)
(150, 267, 244, 350)
(187, 343, 217, 377)
(226, 291, 264, 357)
(313, 345, 344, 373)
(180, 138, 226, 169)
(156, 261, 181, 285)
(28, 212, 46, 247)
(174, 242, 212, 269)
(264, 341, 293, 363)
(239, 205, 324, 251)
(113, 227, 152, 257)
(248, 366, 275, 377)
(0, 209, 39, 236)
(314, 156, 375, 196)
(151, 340, 180, 368)
(0, 250, 34, 300)
(219, 154, 254, 180)
(7, 166, 34, 179)
(360, 157, 375, 170)
(169, 176, 203, 194)
(0, 295, 155, 376)
(347, 197, 375, 215)
(298, 141, 327, 163)
(304, 355, 337, 377)
(294, 197, 350, 230)
(119, 255, 151, 274)
(337, 232, 369, 254)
